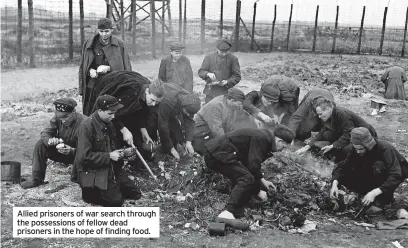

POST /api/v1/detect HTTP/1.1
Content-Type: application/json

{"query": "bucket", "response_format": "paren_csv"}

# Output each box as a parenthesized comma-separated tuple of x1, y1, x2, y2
(1, 161, 21, 182)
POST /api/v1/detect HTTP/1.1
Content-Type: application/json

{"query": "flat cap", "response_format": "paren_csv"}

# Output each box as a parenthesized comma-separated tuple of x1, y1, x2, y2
(98, 18, 113, 29)
(169, 42, 185, 51)
(53, 98, 77, 112)
(95, 95, 124, 111)
(216, 39, 232, 52)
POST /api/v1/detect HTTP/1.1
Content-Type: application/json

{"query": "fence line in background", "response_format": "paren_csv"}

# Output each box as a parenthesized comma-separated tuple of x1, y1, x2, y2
(1, 0, 408, 69)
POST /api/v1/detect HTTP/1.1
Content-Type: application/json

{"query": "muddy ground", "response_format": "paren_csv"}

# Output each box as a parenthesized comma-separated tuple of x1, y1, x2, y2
(1, 52, 408, 248)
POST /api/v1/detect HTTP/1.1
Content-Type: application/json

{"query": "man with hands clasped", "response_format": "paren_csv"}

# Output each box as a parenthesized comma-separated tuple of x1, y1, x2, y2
(21, 98, 87, 189)
(79, 18, 132, 116)
(330, 127, 408, 210)
(75, 95, 141, 207)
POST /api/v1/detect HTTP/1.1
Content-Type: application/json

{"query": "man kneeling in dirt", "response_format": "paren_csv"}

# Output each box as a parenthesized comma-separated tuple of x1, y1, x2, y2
(330, 127, 408, 211)
(21, 98, 87, 189)
(296, 97, 377, 162)
(192, 88, 260, 155)
(75, 95, 141, 207)
(243, 75, 300, 126)
(203, 124, 295, 219)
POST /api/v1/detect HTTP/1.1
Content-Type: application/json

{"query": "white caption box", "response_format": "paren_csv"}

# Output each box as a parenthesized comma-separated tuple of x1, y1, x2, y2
(13, 207, 160, 238)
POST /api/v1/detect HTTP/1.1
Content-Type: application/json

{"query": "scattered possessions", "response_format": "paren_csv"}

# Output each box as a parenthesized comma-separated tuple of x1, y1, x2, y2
(376, 219, 408, 230)
(44, 184, 69, 194)
(370, 99, 387, 116)
(208, 222, 226, 236)
(353, 222, 375, 228)
(1, 161, 21, 182)
(251, 215, 264, 225)
(397, 209, 408, 219)
(391, 241, 404, 248)
(216, 218, 250, 231)
(190, 222, 200, 231)
(288, 220, 317, 234)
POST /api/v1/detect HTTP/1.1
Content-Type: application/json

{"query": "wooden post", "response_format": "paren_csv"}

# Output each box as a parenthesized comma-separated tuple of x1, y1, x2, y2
(28, 0, 34, 67)
(161, 0, 166, 54)
(179, 0, 182, 41)
(250, 1, 257, 51)
(128, 0, 134, 31)
(68, 0, 73, 60)
(167, 0, 174, 36)
(402, 7, 408, 57)
(234, 0, 241, 52)
(79, 0, 85, 47)
(151, 0, 157, 58)
(379, 7, 388, 55)
(332, 5, 339, 53)
(286, 4, 293, 51)
(220, 0, 224, 38)
(120, 0, 125, 40)
(132, 0, 137, 54)
(312, 5, 319, 52)
(106, 0, 112, 19)
(200, 0, 205, 54)
(269, 4, 276, 52)
(17, 0, 22, 63)
(183, 0, 187, 45)
(357, 6, 366, 54)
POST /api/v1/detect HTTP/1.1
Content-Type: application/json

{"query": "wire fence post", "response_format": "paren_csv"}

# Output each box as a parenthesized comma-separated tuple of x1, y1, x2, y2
(332, 5, 339, 53)
(179, 0, 182, 41)
(379, 7, 388, 55)
(17, 0, 22, 63)
(312, 5, 319, 52)
(234, 0, 241, 52)
(68, 0, 73, 61)
(219, 0, 224, 39)
(269, 4, 276, 52)
(132, 0, 137, 55)
(106, 0, 112, 19)
(183, 0, 187, 45)
(250, 1, 257, 51)
(167, 0, 174, 36)
(200, 0, 205, 54)
(120, 0, 125, 40)
(357, 6, 366, 54)
(162, 0, 166, 54)
(286, 3, 293, 51)
(28, 0, 35, 68)
(150, 0, 157, 58)
(79, 0, 85, 47)
(402, 7, 408, 57)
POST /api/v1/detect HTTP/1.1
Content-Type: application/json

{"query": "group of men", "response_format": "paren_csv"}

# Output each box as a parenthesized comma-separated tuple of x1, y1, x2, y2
(21, 18, 407, 218)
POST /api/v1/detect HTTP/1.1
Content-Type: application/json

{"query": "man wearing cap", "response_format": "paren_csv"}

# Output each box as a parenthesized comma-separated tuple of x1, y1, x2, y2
(75, 95, 142, 207)
(244, 75, 300, 126)
(147, 83, 201, 159)
(330, 127, 408, 210)
(204, 124, 295, 219)
(380, 66, 407, 100)
(192, 88, 259, 155)
(158, 42, 194, 93)
(198, 38, 241, 103)
(295, 97, 377, 162)
(79, 17, 132, 116)
(21, 98, 87, 189)
(287, 88, 334, 141)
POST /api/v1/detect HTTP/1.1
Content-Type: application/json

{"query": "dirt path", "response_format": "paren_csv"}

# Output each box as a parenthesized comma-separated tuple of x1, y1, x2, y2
(1, 52, 408, 248)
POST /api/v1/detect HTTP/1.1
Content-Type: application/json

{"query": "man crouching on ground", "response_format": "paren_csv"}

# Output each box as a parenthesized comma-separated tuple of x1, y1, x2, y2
(75, 95, 141, 207)
(203, 124, 295, 219)
(21, 98, 87, 189)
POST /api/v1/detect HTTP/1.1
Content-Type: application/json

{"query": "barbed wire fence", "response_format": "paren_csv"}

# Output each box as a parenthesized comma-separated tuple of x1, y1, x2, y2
(1, 0, 408, 69)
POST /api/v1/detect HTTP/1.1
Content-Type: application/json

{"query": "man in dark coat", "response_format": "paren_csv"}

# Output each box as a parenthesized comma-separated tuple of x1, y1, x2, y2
(330, 127, 408, 209)
(204, 124, 295, 219)
(296, 97, 377, 162)
(243, 75, 300, 126)
(380, 66, 407, 100)
(287, 88, 335, 141)
(21, 98, 87, 189)
(192, 88, 259, 155)
(79, 18, 132, 116)
(198, 39, 241, 103)
(159, 42, 194, 93)
(75, 95, 141, 207)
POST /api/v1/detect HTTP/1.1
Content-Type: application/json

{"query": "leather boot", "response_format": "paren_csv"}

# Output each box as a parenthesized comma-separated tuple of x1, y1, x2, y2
(21, 179, 43, 189)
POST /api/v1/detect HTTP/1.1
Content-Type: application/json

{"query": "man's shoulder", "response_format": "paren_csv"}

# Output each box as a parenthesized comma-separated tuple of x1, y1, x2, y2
(111, 36, 126, 47)
(227, 52, 239, 60)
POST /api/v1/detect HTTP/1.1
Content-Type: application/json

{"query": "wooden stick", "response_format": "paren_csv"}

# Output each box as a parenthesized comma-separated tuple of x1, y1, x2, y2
(131, 143, 158, 182)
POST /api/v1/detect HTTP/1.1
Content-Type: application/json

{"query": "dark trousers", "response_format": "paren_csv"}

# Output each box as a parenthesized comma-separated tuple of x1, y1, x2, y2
(148, 110, 185, 148)
(204, 151, 261, 216)
(311, 130, 352, 162)
(82, 173, 141, 207)
(340, 161, 393, 206)
(32, 140, 75, 181)
(192, 133, 213, 155)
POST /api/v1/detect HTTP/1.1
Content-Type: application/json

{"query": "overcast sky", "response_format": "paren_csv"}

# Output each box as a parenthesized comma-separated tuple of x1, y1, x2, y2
(2, 0, 408, 27)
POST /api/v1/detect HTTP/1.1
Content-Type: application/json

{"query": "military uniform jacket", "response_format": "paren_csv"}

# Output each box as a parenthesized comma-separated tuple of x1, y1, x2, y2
(159, 55, 194, 93)
(205, 128, 276, 181)
(74, 112, 122, 190)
